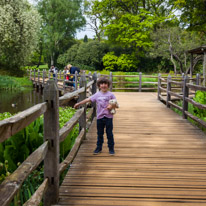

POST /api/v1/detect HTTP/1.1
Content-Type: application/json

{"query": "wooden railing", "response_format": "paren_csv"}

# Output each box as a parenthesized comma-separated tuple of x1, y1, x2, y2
(101, 72, 190, 92)
(157, 73, 206, 128)
(0, 72, 97, 206)
(28, 69, 93, 93)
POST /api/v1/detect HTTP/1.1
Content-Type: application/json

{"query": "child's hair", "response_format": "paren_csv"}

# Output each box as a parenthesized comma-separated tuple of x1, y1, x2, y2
(97, 77, 111, 88)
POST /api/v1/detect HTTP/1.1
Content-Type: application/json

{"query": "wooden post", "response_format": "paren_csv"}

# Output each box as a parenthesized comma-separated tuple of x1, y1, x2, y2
(29, 69, 32, 80)
(43, 70, 45, 87)
(38, 70, 40, 85)
(59, 71, 61, 80)
(34, 70, 36, 83)
(181, 73, 185, 94)
(139, 72, 142, 92)
(157, 73, 161, 100)
(63, 70, 66, 91)
(109, 72, 113, 91)
(88, 71, 92, 80)
(43, 80, 59, 206)
(92, 72, 97, 120)
(182, 76, 189, 119)
(78, 72, 87, 139)
(75, 71, 78, 91)
(196, 73, 200, 85)
(190, 53, 193, 79)
(203, 51, 206, 86)
(55, 71, 58, 84)
(166, 75, 171, 108)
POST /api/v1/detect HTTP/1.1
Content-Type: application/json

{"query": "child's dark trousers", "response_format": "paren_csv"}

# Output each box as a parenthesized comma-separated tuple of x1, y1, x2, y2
(96, 117, 114, 150)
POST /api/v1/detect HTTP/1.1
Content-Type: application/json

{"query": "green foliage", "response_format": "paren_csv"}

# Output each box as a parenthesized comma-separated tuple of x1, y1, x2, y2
(58, 41, 109, 70)
(37, 0, 86, 66)
(103, 52, 118, 71)
(0, 76, 32, 90)
(59, 107, 78, 159)
(174, 0, 206, 33)
(150, 26, 206, 74)
(193, 91, 206, 121)
(83, 35, 88, 43)
(0, 106, 79, 204)
(0, 0, 40, 70)
(103, 52, 138, 72)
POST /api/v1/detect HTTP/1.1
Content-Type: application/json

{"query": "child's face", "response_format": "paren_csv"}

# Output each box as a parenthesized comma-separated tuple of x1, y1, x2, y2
(99, 83, 109, 92)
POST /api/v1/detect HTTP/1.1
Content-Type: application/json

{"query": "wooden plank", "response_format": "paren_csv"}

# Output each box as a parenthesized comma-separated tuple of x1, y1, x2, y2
(0, 102, 47, 143)
(23, 178, 49, 206)
(59, 87, 85, 105)
(57, 92, 206, 206)
(0, 141, 48, 206)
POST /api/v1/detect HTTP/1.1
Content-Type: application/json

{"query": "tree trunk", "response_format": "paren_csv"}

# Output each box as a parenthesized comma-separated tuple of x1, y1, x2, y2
(170, 53, 177, 75)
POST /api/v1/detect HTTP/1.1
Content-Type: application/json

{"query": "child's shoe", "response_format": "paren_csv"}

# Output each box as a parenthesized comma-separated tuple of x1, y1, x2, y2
(109, 149, 115, 155)
(93, 147, 102, 155)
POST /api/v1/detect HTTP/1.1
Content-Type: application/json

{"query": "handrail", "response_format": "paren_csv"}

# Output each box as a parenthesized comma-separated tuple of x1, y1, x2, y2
(0, 72, 97, 206)
(23, 178, 49, 206)
(157, 73, 206, 128)
(0, 102, 47, 143)
(0, 141, 48, 206)
(59, 108, 84, 142)
(59, 128, 85, 174)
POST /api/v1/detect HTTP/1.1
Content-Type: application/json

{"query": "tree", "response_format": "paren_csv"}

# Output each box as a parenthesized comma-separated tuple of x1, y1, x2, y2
(150, 27, 205, 74)
(57, 41, 109, 70)
(103, 52, 138, 71)
(37, 0, 86, 66)
(84, 0, 105, 42)
(87, 0, 176, 72)
(174, 0, 206, 33)
(0, 0, 40, 70)
(83, 35, 88, 42)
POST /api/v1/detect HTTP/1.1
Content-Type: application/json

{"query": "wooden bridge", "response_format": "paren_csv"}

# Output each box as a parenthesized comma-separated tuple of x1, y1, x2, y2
(55, 92, 206, 206)
(1, 73, 206, 205)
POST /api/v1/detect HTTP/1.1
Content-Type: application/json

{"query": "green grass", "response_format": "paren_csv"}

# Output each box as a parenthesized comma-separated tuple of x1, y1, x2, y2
(0, 75, 32, 90)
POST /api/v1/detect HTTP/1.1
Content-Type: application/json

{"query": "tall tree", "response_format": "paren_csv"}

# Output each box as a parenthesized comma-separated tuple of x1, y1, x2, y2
(37, 0, 86, 66)
(0, 0, 40, 70)
(150, 27, 205, 74)
(174, 0, 206, 34)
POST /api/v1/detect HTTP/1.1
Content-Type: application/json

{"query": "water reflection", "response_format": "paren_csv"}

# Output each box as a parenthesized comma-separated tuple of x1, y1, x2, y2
(0, 89, 43, 114)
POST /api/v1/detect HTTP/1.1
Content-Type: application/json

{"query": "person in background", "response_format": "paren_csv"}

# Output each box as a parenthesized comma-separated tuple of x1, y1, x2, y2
(67, 64, 80, 87)
(49, 65, 58, 79)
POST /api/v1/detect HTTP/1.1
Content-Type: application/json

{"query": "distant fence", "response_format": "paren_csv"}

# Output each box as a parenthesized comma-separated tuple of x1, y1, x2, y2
(0, 72, 97, 206)
(157, 73, 206, 128)
(27, 69, 93, 94)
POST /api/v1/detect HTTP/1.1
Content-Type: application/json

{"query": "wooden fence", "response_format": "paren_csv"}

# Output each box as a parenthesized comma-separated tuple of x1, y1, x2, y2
(157, 73, 206, 128)
(28, 69, 93, 93)
(0, 72, 97, 206)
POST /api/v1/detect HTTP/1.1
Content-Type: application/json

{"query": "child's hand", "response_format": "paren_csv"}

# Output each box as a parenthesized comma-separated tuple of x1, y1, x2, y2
(107, 104, 113, 110)
(74, 103, 80, 109)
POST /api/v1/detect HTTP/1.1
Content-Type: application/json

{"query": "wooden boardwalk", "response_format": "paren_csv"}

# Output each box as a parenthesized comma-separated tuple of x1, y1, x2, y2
(56, 92, 206, 206)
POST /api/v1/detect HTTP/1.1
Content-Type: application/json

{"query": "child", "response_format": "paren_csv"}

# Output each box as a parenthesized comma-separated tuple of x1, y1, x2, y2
(74, 77, 118, 155)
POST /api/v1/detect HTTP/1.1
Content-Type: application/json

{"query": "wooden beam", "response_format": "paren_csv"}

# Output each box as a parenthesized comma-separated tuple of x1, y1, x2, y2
(59, 108, 84, 142)
(23, 178, 49, 206)
(59, 128, 85, 174)
(0, 142, 48, 206)
(43, 80, 59, 206)
(0, 102, 47, 143)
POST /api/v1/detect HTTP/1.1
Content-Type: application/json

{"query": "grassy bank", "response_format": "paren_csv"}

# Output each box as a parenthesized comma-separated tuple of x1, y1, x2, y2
(0, 75, 32, 90)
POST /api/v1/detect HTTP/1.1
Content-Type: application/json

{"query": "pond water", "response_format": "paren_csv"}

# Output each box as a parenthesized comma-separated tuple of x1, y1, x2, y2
(0, 88, 43, 114)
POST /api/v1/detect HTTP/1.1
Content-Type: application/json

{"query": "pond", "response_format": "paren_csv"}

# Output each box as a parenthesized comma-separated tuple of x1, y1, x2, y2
(0, 89, 43, 114)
